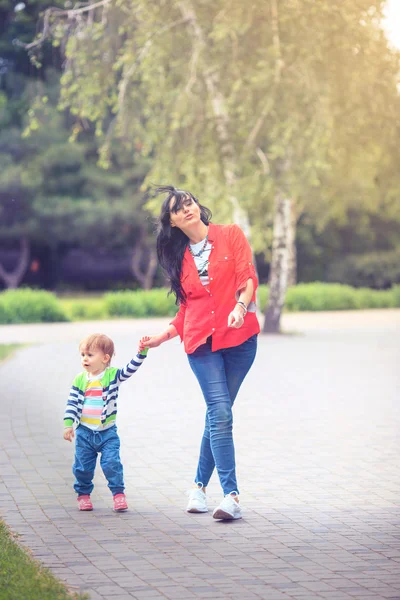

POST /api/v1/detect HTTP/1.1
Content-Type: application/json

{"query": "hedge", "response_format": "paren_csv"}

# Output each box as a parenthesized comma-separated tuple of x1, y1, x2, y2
(104, 289, 177, 318)
(0, 289, 69, 324)
(0, 284, 399, 324)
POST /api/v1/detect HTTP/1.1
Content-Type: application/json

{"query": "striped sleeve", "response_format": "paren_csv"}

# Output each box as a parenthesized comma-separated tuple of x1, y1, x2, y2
(117, 350, 148, 384)
(64, 382, 81, 427)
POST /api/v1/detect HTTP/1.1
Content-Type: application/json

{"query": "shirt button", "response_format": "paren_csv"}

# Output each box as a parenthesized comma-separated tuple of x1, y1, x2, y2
(210, 277, 213, 281)
(225, 256, 228, 259)
(210, 294, 213, 297)
(212, 328, 215, 331)
(211, 311, 214, 314)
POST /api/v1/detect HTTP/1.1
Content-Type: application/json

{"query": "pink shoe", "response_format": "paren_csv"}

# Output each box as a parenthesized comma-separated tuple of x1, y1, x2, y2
(113, 493, 128, 512)
(77, 495, 93, 511)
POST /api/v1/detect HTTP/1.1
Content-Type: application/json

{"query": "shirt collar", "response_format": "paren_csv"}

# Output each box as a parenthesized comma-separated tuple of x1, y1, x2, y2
(184, 223, 216, 262)
(207, 223, 216, 242)
(86, 369, 105, 381)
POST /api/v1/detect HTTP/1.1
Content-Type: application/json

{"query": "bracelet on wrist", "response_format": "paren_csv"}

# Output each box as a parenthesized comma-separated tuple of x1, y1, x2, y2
(237, 301, 247, 316)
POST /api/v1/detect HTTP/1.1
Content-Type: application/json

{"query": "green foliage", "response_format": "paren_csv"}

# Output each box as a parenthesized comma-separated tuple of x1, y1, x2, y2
(0, 520, 88, 600)
(392, 286, 400, 308)
(2, 0, 400, 296)
(0, 289, 68, 324)
(0, 284, 397, 324)
(60, 296, 106, 320)
(0, 299, 10, 325)
(104, 289, 177, 318)
(0, 2, 152, 290)
(257, 285, 269, 312)
(355, 287, 395, 309)
(286, 283, 359, 311)
(285, 283, 395, 312)
(328, 250, 400, 290)
(65, 284, 400, 318)
(48, 0, 400, 274)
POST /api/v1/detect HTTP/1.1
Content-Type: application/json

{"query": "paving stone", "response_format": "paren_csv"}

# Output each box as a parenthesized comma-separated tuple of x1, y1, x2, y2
(0, 312, 399, 600)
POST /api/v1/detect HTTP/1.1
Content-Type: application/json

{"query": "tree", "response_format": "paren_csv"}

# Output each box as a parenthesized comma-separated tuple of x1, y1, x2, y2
(23, 0, 400, 311)
(0, 1, 157, 290)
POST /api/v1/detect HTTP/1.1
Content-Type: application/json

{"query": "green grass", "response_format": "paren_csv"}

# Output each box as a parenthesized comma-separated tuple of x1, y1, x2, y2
(0, 344, 21, 362)
(0, 521, 88, 600)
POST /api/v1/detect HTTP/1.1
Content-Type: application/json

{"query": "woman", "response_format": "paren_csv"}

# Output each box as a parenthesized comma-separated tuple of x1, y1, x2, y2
(139, 186, 260, 520)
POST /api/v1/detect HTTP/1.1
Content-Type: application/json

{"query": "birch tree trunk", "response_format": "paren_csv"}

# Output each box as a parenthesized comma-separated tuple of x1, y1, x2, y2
(0, 237, 30, 289)
(287, 200, 297, 287)
(263, 192, 291, 333)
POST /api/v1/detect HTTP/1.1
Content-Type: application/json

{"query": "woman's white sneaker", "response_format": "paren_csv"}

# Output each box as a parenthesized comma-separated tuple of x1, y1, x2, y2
(186, 488, 208, 513)
(212, 494, 242, 520)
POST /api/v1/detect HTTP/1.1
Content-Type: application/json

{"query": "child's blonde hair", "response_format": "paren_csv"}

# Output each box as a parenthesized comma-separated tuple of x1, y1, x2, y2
(79, 333, 115, 365)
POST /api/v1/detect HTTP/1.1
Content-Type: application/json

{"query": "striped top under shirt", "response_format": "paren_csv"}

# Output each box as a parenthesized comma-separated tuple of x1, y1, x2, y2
(80, 371, 106, 431)
(189, 239, 212, 286)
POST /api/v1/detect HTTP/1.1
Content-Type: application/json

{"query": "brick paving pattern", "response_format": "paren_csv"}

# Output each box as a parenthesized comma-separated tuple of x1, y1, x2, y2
(0, 310, 399, 600)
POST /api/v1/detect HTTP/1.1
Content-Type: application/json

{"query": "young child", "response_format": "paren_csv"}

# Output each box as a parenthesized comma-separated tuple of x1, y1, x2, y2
(63, 333, 149, 512)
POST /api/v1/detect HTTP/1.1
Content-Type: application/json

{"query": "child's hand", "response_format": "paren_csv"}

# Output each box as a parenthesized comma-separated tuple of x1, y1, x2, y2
(138, 335, 152, 353)
(64, 427, 74, 442)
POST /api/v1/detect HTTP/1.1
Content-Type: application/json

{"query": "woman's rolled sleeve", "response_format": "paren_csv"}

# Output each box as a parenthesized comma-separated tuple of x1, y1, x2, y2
(229, 224, 258, 293)
(170, 302, 186, 340)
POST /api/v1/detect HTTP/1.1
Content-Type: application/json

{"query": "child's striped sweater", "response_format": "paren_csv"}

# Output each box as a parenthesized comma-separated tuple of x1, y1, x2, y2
(64, 351, 147, 430)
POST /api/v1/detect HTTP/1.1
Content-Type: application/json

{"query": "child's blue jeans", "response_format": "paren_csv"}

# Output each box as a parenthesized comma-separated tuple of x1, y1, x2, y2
(187, 334, 258, 495)
(73, 424, 124, 496)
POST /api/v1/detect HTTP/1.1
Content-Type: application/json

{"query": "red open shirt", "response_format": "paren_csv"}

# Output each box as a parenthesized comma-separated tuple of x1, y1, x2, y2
(170, 223, 260, 354)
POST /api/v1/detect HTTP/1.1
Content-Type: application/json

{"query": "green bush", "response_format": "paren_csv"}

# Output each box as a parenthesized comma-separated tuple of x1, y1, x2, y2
(0, 289, 69, 324)
(104, 289, 177, 318)
(0, 301, 11, 325)
(69, 302, 105, 320)
(355, 288, 395, 309)
(392, 285, 400, 308)
(285, 283, 359, 311)
(0, 284, 397, 325)
(257, 285, 269, 312)
(59, 296, 106, 320)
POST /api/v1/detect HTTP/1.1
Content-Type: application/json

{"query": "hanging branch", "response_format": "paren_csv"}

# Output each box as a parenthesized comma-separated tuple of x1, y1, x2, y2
(243, 0, 284, 154)
(17, 0, 113, 50)
(118, 17, 190, 113)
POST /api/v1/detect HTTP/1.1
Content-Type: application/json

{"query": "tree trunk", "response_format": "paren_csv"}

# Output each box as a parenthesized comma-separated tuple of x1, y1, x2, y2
(0, 237, 30, 289)
(287, 200, 297, 287)
(263, 192, 291, 333)
(131, 240, 158, 290)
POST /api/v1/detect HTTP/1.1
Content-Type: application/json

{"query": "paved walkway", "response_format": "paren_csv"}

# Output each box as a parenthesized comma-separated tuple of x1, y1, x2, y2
(1, 310, 400, 600)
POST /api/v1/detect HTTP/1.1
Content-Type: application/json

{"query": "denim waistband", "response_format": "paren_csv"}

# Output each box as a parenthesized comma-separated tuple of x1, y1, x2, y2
(78, 423, 116, 434)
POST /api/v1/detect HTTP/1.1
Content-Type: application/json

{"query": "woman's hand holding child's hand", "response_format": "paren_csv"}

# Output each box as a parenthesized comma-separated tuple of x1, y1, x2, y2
(138, 336, 151, 354)
(139, 335, 164, 351)
(64, 427, 74, 442)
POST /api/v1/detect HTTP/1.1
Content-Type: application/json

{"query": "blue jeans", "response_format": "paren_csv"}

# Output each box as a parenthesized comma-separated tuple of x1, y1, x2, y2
(187, 334, 258, 495)
(73, 425, 124, 496)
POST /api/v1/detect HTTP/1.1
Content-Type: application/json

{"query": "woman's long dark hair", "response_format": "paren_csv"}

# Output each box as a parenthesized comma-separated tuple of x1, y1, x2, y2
(152, 185, 212, 305)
